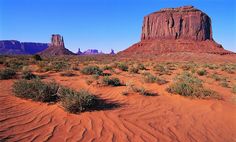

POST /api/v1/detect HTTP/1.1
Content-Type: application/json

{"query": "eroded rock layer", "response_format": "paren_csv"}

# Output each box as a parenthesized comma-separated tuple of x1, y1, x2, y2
(120, 6, 234, 56)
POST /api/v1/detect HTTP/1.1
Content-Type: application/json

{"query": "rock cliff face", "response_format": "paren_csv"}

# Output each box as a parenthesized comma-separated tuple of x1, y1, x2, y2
(40, 34, 75, 56)
(0, 40, 48, 55)
(141, 6, 212, 41)
(120, 6, 233, 56)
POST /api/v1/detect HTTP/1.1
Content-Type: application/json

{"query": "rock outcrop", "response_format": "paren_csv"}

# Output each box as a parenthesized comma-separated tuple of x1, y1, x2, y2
(120, 6, 233, 56)
(0, 40, 48, 55)
(40, 34, 75, 56)
(83, 49, 99, 55)
(110, 49, 115, 55)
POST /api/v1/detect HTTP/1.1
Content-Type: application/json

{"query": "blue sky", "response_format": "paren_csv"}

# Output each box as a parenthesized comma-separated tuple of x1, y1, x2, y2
(0, 0, 236, 53)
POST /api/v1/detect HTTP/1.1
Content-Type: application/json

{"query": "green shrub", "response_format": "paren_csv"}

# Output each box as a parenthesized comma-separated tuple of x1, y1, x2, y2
(4, 58, 26, 70)
(180, 62, 198, 72)
(51, 61, 69, 72)
(12, 79, 59, 102)
(219, 81, 230, 88)
(102, 76, 122, 86)
(167, 72, 220, 99)
(232, 85, 236, 94)
(58, 88, 97, 113)
(197, 69, 207, 76)
(221, 64, 235, 74)
(81, 66, 102, 75)
(153, 64, 170, 75)
(117, 62, 128, 71)
(33, 54, 42, 61)
(22, 70, 37, 80)
(143, 73, 157, 83)
(0, 68, 16, 79)
(103, 65, 113, 71)
(209, 73, 226, 82)
(156, 77, 168, 85)
(135, 63, 146, 70)
(131, 86, 156, 96)
(204, 64, 218, 70)
(129, 66, 139, 74)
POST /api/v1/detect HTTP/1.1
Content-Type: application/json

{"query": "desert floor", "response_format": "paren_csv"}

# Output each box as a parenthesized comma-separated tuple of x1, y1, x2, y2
(0, 56, 236, 142)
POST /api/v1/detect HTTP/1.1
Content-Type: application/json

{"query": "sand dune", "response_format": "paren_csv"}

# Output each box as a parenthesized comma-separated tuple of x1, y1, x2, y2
(0, 72, 236, 142)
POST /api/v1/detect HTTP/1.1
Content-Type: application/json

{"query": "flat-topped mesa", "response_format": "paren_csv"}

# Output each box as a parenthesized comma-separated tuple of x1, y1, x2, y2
(51, 34, 65, 47)
(141, 6, 212, 41)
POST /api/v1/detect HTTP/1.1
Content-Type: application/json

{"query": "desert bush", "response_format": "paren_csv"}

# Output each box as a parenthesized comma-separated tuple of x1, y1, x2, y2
(197, 69, 207, 76)
(221, 64, 235, 74)
(58, 88, 97, 113)
(103, 65, 113, 71)
(33, 54, 42, 61)
(129, 66, 139, 74)
(153, 64, 171, 75)
(81, 66, 102, 75)
(102, 76, 122, 86)
(0, 68, 16, 79)
(167, 72, 220, 99)
(232, 85, 236, 94)
(219, 80, 230, 88)
(156, 77, 168, 85)
(117, 62, 128, 71)
(209, 73, 226, 82)
(4, 58, 26, 70)
(51, 61, 70, 72)
(143, 73, 157, 83)
(181, 62, 197, 71)
(204, 64, 218, 70)
(60, 70, 76, 77)
(22, 70, 37, 80)
(12, 79, 59, 102)
(92, 74, 100, 80)
(135, 63, 146, 70)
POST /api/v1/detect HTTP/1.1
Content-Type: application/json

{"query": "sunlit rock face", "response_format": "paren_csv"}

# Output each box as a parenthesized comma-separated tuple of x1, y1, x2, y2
(119, 6, 233, 56)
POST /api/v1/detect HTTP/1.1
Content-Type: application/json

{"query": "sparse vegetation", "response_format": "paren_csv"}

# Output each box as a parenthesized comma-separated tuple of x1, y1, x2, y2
(117, 62, 128, 71)
(102, 76, 122, 86)
(204, 64, 218, 70)
(219, 80, 230, 88)
(221, 64, 235, 74)
(81, 66, 102, 75)
(232, 85, 236, 94)
(167, 72, 220, 99)
(143, 73, 168, 85)
(60, 70, 76, 77)
(197, 69, 207, 76)
(129, 66, 139, 74)
(0, 68, 16, 79)
(143, 73, 157, 83)
(58, 87, 97, 113)
(12, 79, 59, 102)
(33, 54, 42, 61)
(153, 64, 171, 75)
(22, 70, 37, 80)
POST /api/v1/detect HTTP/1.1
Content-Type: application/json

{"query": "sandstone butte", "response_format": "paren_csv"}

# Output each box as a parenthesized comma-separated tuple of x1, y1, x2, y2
(119, 6, 234, 56)
(40, 34, 75, 56)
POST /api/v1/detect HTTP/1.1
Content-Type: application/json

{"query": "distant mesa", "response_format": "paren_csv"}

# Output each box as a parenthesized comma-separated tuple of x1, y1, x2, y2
(76, 48, 115, 55)
(39, 34, 75, 56)
(0, 40, 48, 55)
(120, 6, 234, 56)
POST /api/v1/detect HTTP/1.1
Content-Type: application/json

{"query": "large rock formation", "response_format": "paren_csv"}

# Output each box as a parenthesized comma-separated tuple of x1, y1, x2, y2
(40, 34, 75, 56)
(120, 6, 233, 56)
(0, 40, 48, 55)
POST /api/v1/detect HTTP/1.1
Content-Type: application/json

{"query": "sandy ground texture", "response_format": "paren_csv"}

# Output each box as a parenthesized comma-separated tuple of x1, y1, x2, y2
(0, 68, 236, 142)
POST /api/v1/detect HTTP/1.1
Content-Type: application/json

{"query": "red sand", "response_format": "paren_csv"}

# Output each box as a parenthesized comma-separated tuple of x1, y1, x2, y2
(0, 71, 236, 142)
